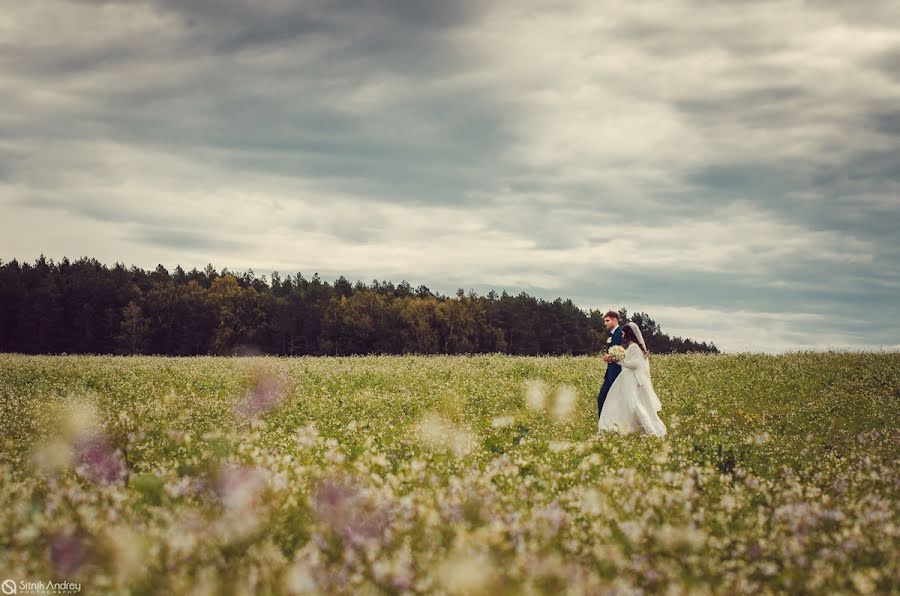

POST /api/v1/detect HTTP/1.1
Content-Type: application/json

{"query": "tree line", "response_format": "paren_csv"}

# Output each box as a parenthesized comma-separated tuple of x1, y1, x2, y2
(0, 256, 719, 356)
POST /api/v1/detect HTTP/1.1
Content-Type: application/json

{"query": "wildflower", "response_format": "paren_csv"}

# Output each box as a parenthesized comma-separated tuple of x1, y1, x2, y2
(551, 386, 577, 421)
(214, 463, 269, 511)
(31, 439, 72, 474)
(312, 476, 392, 547)
(60, 399, 100, 441)
(525, 380, 548, 410)
(436, 552, 493, 594)
(416, 413, 473, 457)
(618, 520, 643, 544)
(73, 433, 127, 485)
(105, 526, 148, 582)
(296, 423, 319, 449)
(49, 531, 88, 575)
(491, 415, 514, 428)
(234, 371, 287, 419)
(654, 524, 706, 550)
(581, 488, 603, 516)
(549, 441, 573, 452)
(284, 560, 318, 595)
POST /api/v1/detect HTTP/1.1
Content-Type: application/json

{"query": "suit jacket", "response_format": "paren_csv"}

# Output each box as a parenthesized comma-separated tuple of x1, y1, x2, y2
(604, 326, 623, 381)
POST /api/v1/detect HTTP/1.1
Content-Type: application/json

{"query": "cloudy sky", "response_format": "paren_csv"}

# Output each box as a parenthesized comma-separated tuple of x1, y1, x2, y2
(1, 0, 899, 352)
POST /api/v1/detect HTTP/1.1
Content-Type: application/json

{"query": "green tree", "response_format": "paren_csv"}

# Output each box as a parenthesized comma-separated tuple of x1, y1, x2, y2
(399, 297, 440, 353)
(116, 301, 149, 355)
(207, 275, 267, 354)
(435, 292, 477, 354)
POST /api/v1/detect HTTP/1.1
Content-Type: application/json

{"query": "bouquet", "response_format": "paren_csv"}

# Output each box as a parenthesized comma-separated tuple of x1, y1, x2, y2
(607, 345, 626, 362)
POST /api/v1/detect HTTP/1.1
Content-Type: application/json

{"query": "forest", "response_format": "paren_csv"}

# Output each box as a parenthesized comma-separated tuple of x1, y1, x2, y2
(0, 256, 718, 356)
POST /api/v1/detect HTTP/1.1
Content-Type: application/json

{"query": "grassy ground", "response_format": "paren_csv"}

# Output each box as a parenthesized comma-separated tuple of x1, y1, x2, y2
(0, 352, 898, 594)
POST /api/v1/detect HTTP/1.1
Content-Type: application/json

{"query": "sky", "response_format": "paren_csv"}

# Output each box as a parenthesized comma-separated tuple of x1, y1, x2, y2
(1, 0, 899, 353)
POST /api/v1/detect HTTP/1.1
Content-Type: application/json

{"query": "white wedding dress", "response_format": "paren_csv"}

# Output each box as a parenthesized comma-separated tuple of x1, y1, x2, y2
(598, 339, 667, 437)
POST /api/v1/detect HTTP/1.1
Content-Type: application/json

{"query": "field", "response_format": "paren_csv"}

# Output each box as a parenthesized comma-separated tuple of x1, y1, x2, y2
(0, 353, 898, 595)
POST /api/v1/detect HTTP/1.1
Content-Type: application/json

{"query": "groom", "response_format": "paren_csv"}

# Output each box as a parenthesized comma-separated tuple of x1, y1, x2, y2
(597, 311, 623, 417)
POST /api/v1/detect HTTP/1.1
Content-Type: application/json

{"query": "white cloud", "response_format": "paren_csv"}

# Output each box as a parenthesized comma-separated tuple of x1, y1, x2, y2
(460, 0, 900, 190)
(596, 303, 881, 354)
(3, 137, 873, 293)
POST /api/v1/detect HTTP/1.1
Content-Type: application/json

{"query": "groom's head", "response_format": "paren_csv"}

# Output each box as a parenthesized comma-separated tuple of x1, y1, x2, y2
(603, 311, 620, 331)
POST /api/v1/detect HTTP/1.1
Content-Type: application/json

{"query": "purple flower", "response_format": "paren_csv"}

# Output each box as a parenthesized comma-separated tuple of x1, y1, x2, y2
(49, 532, 87, 575)
(73, 433, 127, 485)
(235, 374, 287, 419)
(313, 476, 392, 547)
(314, 477, 357, 519)
(214, 463, 268, 511)
(643, 568, 663, 584)
(546, 501, 566, 533)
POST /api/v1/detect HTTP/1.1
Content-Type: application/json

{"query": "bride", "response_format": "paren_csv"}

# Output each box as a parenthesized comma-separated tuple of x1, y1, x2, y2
(598, 322, 667, 437)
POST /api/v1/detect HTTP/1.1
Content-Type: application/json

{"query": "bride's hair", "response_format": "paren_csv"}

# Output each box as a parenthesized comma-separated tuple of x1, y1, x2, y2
(622, 324, 648, 357)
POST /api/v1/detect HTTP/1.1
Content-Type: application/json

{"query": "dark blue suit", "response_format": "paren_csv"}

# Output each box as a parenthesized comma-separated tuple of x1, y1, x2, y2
(597, 326, 623, 417)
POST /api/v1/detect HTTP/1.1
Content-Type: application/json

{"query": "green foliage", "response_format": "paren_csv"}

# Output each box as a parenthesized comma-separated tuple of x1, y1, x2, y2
(0, 256, 717, 356)
(131, 473, 164, 506)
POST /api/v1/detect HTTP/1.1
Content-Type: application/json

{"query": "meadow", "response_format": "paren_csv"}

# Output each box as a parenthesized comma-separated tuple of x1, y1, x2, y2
(0, 352, 897, 595)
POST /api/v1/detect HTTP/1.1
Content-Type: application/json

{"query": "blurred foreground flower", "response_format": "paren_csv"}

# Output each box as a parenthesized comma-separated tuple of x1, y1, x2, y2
(60, 399, 100, 441)
(549, 441, 573, 452)
(28, 397, 127, 485)
(415, 413, 474, 457)
(435, 551, 494, 595)
(215, 463, 269, 511)
(654, 524, 706, 551)
(73, 433, 127, 486)
(551, 386, 577, 421)
(313, 475, 392, 548)
(372, 545, 414, 591)
(296, 423, 320, 449)
(284, 559, 318, 595)
(234, 371, 288, 419)
(49, 531, 88, 575)
(491, 415, 514, 428)
(105, 525, 149, 583)
(524, 380, 548, 410)
(31, 439, 72, 474)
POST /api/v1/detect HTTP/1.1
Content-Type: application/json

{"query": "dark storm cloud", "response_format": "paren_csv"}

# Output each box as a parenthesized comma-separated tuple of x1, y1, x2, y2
(870, 44, 900, 83)
(67, 0, 479, 60)
(132, 225, 248, 251)
(2, 0, 511, 208)
(154, 0, 474, 35)
(674, 86, 813, 131)
(680, 149, 900, 236)
(870, 109, 900, 137)
(13, 194, 172, 228)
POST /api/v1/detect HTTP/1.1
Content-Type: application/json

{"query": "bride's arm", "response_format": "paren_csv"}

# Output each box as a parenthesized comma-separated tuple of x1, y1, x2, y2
(619, 344, 642, 370)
